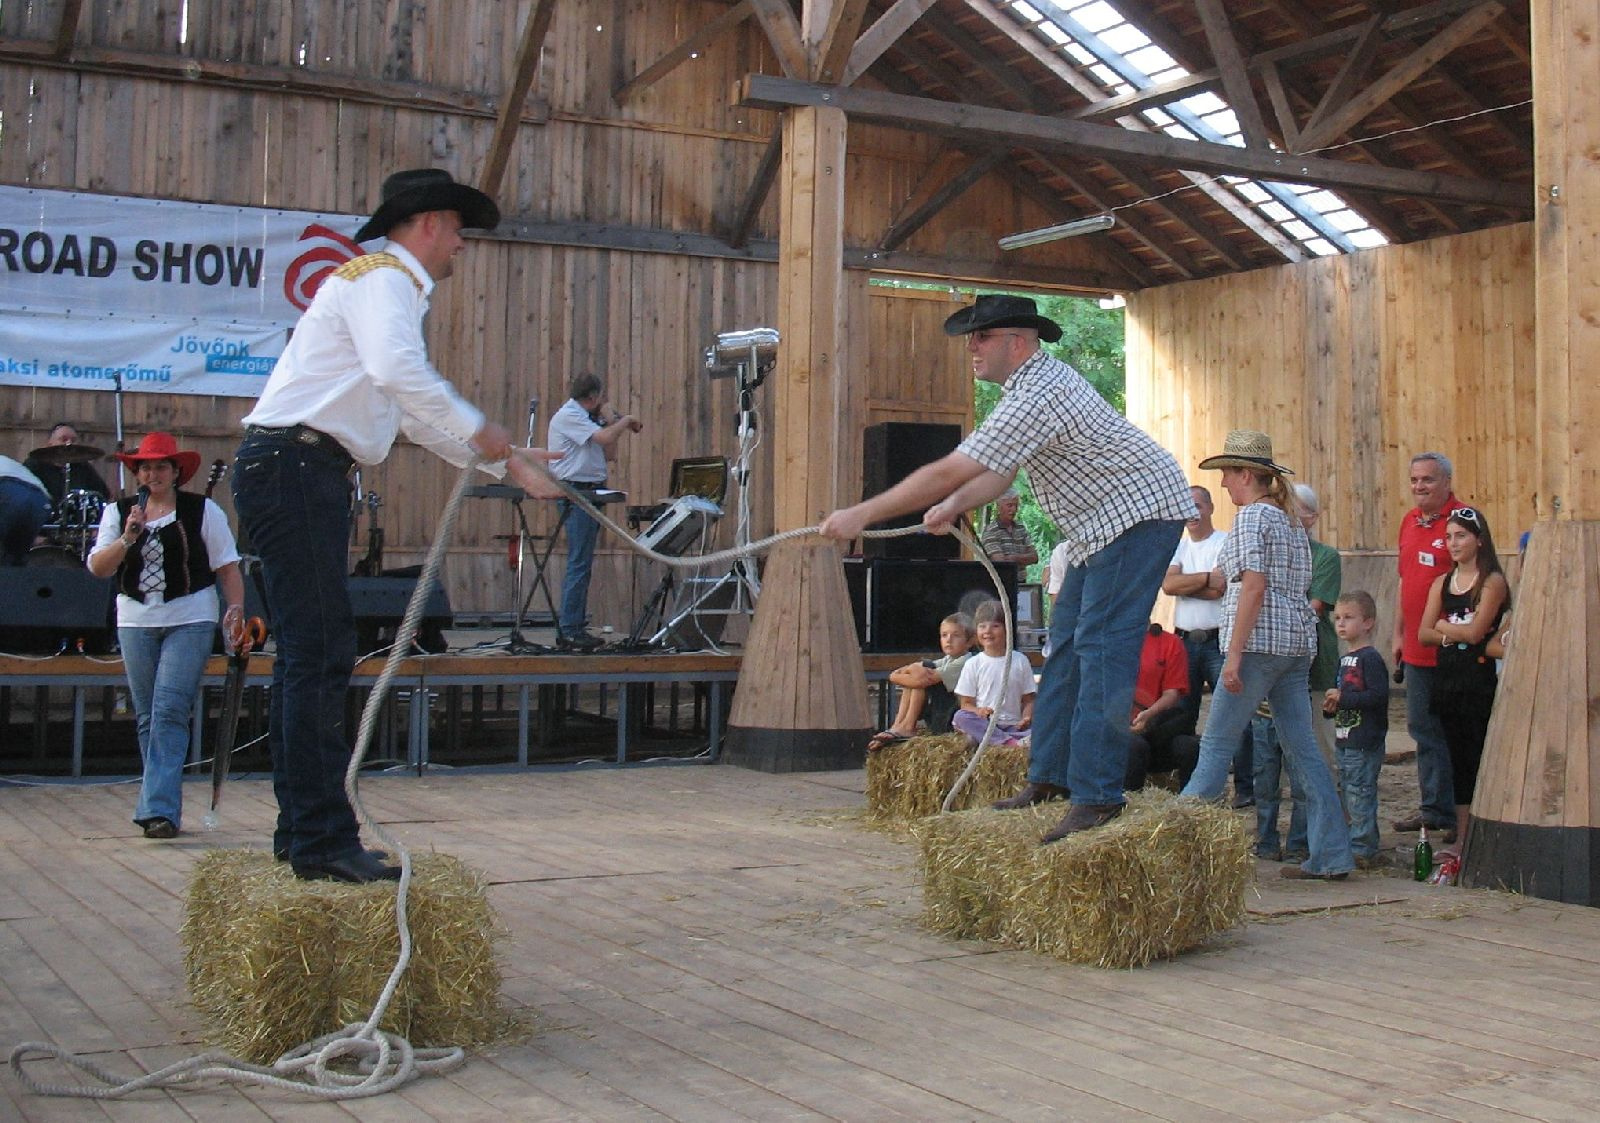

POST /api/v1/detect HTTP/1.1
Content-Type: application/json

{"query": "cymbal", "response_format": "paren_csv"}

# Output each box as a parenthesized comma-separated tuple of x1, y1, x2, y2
(27, 443, 106, 466)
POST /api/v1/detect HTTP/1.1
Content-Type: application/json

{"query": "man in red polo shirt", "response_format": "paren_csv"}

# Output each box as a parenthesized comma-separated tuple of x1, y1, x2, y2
(1124, 623, 1198, 790)
(1391, 451, 1471, 840)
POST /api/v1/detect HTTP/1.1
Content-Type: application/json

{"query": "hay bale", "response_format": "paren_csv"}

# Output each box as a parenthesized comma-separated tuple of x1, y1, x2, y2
(916, 790, 1252, 969)
(182, 850, 518, 1063)
(865, 733, 1028, 820)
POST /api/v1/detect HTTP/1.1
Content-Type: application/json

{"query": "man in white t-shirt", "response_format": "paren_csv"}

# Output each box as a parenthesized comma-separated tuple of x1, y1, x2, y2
(1161, 484, 1254, 806)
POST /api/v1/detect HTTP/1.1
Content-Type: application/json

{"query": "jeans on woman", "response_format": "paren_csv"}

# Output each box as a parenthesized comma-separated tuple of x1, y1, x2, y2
(1182, 652, 1353, 876)
(119, 620, 213, 828)
(1030, 519, 1185, 807)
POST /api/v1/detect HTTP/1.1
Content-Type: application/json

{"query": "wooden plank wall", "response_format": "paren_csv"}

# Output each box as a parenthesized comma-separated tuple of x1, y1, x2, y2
(0, 0, 998, 617)
(1126, 222, 1538, 555)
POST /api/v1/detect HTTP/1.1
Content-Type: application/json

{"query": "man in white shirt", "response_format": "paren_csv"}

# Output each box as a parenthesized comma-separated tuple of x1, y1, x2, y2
(0, 455, 51, 565)
(547, 373, 642, 650)
(233, 168, 562, 884)
(1162, 484, 1253, 806)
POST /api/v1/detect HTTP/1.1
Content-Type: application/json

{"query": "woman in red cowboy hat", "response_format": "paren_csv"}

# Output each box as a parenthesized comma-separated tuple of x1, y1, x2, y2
(88, 433, 245, 839)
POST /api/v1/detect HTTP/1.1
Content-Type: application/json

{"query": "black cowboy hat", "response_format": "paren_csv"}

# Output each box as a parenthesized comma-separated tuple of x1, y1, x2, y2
(941, 294, 1062, 343)
(354, 168, 501, 243)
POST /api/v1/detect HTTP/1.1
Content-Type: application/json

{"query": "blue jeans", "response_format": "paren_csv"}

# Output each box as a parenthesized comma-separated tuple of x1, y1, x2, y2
(232, 435, 362, 866)
(1404, 662, 1456, 828)
(1252, 711, 1307, 856)
(119, 620, 213, 829)
(1341, 744, 1383, 859)
(1183, 653, 1354, 876)
(1030, 519, 1184, 806)
(0, 477, 51, 565)
(557, 498, 599, 637)
(1181, 630, 1254, 800)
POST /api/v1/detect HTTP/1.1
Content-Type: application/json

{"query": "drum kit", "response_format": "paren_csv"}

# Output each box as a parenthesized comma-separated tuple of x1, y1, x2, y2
(25, 441, 109, 568)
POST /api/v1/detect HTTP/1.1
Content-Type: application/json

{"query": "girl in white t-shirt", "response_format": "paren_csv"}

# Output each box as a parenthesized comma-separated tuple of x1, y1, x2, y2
(951, 600, 1036, 746)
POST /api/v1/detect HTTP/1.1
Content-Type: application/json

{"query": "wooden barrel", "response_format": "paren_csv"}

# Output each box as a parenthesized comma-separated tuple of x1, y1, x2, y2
(1463, 522, 1600, 903)
(721, 537, 873, 771)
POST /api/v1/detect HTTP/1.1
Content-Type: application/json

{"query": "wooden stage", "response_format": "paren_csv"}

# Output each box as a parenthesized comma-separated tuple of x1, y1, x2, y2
(4, 764, 1600, 1121)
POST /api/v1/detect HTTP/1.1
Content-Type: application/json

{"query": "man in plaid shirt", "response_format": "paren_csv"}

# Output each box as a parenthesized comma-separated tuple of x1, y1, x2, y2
(822, 295, 1195, 840)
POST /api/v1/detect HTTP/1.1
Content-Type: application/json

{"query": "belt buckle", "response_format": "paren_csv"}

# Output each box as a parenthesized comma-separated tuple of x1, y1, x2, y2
(295, 427, 320, 447)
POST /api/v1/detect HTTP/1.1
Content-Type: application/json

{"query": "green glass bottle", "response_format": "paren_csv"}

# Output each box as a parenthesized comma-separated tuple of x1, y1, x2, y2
(1413, 825, 1433, 881)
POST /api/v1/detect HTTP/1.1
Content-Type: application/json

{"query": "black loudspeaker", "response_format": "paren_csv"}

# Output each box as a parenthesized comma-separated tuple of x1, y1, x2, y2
(843, 558, 1018, 652)
(861, 422, 963, 559)
(0, 566, 116, 654)
(348, 574, 452, 654)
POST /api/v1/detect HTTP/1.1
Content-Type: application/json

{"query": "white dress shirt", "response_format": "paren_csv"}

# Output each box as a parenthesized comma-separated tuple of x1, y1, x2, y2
(242, 242, 493, 470)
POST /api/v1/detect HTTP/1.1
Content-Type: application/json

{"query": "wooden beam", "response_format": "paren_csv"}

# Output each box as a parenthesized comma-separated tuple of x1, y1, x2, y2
(841, 0, 937, 86)
(483, 217, 1122, 290)
(749, 0, 810, 79)
(1295, 1, 1507, 153)
(1300, 14, 1387, 151)
(1072, 72, 1220, 123)
(52, 0, 84, 59)
(1260, 61, 1301, 150)
(877, 148, 1007, 251)
(961, 0, 1103, 102)
(479, 0, 557, 199)
(739, 74, 1530, 210)
(0, 39, 548, 126)
(728, 128, 783, 248)
(613, 0, 753, 103)
(1018, 153, 1198, 281)
(1193, 0, 1270, 148)
(812, 0, 871, 83)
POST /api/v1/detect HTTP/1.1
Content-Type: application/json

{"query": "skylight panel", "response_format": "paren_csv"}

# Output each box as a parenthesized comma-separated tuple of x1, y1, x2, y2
(1099, 23, 1149, 54)
(1305, 238, 1339, 256)
(1062, 39, 1094, 61)
(1324, 209, 1368, 232)
(1124, 45, 1176, 74)
(1281, 220, 1315, 240)
(1348, 229, 1389, 249)
(1011, 1, 1045, 20)
(1071, 2, 1123, 34)
(1180, 91, 1227, 116)
(1087, 63, 1122, 87)
(1259, 201, 1294, 222)
(1303, 190, 1344, 212)
(1234, 182, 1271, 203)
(1163, 122, 1194, 140)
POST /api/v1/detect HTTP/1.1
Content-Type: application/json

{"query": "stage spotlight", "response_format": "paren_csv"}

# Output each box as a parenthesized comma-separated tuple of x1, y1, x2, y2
(705, 327, 779, 377)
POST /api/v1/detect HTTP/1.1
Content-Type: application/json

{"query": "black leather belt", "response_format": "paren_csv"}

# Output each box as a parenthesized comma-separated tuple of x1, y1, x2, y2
(1175, 627, 1219, 643)
(564, 480, 607, 491)
(245, 424, 354, 468)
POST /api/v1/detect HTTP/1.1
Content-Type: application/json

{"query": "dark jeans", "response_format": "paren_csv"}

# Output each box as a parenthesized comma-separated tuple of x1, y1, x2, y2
(232, 434, 362, 866)
(1125, 705, 1199, 791)
(0, 478, 50, 565)
(1405, 662, 1457, 828)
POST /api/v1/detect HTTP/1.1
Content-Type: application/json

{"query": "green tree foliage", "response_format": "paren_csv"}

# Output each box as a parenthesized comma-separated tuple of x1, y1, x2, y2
(971, 293, 1126, 580)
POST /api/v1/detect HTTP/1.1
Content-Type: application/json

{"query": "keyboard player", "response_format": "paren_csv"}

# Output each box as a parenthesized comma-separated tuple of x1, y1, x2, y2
(547, 373, 643, 650)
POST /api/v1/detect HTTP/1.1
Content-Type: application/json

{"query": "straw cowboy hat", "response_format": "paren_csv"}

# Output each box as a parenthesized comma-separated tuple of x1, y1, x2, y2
(942, 294, 1064, 343)
(114, 432, 202, 487)
(354, 168, 501, 243)
(1197, 430, 1294, 475)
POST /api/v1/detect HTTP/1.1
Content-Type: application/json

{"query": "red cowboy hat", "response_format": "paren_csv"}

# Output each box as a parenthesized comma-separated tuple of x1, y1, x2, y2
(114, 432, 202, 486)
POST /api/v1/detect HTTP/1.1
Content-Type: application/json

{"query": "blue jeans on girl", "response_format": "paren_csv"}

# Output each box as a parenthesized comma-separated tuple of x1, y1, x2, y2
(119, 619, 214, 829)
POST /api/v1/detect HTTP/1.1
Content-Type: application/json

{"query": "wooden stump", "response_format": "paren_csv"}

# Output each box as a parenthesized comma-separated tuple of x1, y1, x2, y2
(722, 537, 873, 771)
(1463, 522, 1600, 903)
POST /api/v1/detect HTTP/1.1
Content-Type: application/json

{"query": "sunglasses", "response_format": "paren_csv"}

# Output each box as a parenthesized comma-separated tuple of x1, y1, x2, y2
(1452, 508, 1481, 524)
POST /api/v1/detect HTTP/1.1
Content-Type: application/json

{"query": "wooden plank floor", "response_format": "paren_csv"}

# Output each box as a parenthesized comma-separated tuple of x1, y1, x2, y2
(3, 765, 1600, 1121)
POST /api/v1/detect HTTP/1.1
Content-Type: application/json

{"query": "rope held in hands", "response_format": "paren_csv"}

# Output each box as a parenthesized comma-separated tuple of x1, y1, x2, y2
(9, 459, 1012, 1100)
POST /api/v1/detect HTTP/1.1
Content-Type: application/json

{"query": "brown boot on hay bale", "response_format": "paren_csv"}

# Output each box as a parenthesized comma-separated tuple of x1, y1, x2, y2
(865, 734, 1028, 820)
(916, 791, 1252, 968)
(182, 850, 519, 1064)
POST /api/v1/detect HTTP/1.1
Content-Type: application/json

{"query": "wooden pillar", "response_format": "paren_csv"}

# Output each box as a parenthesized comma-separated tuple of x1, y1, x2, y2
(722, 103, 873, 770)
(1462, 0, 1600, 903)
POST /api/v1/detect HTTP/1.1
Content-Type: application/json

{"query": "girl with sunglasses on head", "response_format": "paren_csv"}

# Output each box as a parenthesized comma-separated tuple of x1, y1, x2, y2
(1417, 507, 1510, 860)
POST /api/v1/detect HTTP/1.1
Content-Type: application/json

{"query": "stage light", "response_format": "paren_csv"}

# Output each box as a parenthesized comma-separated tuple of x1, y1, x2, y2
(998, 213, 1116, 250)
(705, 326, 780, 378)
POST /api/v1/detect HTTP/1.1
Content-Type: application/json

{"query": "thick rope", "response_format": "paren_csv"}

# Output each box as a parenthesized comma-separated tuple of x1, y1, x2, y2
(11, 457, 1010, 1099)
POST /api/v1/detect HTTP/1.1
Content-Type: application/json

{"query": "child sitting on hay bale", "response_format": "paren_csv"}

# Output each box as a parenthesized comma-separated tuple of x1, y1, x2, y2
(950, 600, 1035, 747)
(868, 613, 976, 751)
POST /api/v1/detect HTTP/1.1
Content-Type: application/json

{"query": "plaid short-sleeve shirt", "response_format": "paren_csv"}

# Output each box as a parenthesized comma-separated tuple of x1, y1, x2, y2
(957, 350, 1196, 566)
(1218, 502, 1317, 657)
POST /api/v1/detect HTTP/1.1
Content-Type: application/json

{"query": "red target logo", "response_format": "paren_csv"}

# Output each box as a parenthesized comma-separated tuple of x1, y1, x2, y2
(282, 224, 365, 310)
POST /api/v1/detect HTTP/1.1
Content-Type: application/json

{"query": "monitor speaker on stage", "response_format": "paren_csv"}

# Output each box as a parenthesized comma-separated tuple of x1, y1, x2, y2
(861, 422, 963, 559)
(842, 558, 1018, 652)
(0, 567, 116, 654)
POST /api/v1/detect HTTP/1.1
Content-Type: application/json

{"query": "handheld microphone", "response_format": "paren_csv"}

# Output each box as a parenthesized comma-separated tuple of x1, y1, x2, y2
(527, 396, 539, 447)
(136, 485, 151, 511)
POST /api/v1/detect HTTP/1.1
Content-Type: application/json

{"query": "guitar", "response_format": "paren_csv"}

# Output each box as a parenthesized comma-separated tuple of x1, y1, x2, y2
(203, 459, 228, 498)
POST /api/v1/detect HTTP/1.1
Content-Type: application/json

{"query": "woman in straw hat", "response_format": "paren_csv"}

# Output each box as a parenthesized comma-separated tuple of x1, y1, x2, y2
(1180, 431, 1354, 880)
(89, 432, 245, 839)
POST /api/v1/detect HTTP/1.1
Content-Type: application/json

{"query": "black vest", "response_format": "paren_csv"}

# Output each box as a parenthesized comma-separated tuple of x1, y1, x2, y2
(115, 491, 215, 603)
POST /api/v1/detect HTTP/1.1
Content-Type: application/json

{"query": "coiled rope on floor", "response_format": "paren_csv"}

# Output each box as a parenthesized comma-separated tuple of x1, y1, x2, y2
(10, 456, 1011, 1100)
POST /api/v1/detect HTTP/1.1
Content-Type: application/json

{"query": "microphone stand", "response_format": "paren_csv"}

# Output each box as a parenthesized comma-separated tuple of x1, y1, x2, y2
(111, 369, 127, 492)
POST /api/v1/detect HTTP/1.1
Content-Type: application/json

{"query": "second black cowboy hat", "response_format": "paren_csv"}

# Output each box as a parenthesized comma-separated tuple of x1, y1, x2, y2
(354, 168, 501, 243)
(941, 294, 1063, 343)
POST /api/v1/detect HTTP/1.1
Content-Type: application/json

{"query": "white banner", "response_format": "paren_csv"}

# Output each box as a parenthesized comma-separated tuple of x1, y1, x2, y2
(0, 185, 370, 397)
